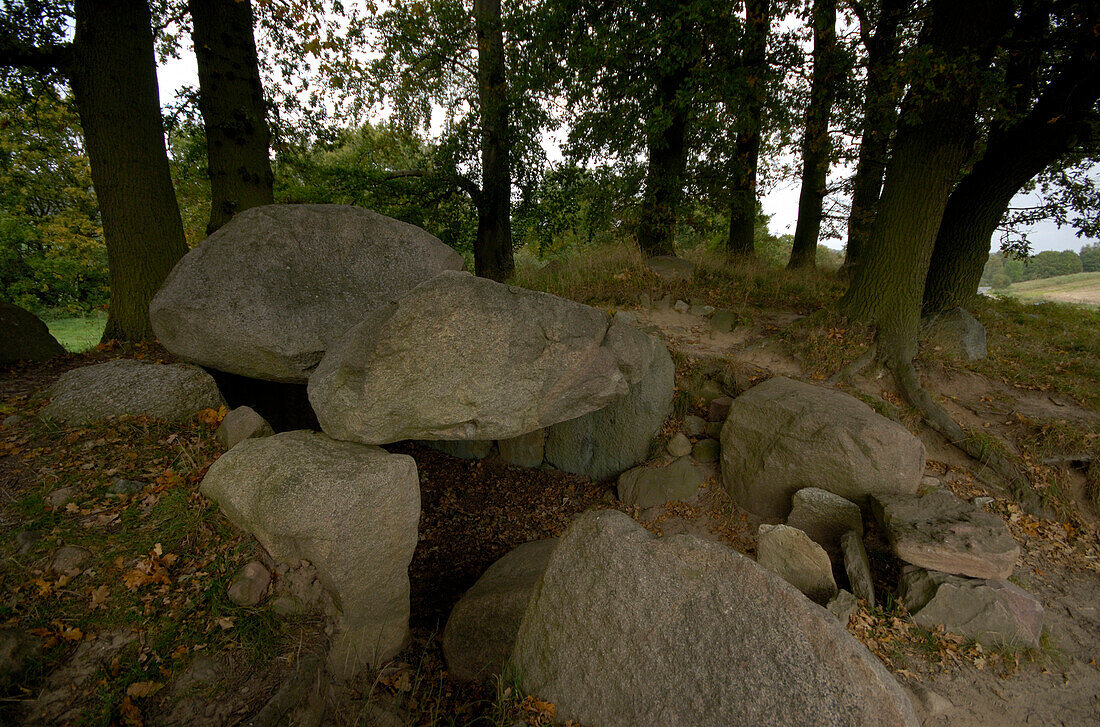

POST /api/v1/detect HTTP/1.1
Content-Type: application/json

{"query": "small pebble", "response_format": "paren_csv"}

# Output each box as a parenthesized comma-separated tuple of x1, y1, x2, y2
(683, 415, 706, 437)
(48, 487, 77, 508)
(50, 545, 91, 574)
(667, 433, 692, 458)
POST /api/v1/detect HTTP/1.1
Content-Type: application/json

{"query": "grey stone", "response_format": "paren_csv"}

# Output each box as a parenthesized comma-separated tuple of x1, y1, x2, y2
(543, 340, 674, 480)
(0, 302, 64, 363)
(150, 204, 463, 383)
(721, 377, 925, 519)
(646, 255, 695, 281)
(50, 545, 91, 574)
(973, 496, 994, 508)
(421, 439, 494, 460)
(707, 395, 733, 422)
(673, 299, 690, 313)
(871, 490, 1019, 580)
(617, 457, 704, 508)
(710, 309, 738, 333)
(47, 487, 77, 509)
(310, 271, 669, 445)
(704, 421, 723, 438)
(509, 510, 919, 727)
(3, 414, 24, 428)
(215, 406, 274, 450)
(692, 438, 720, 463)
(227, 561, 271, 606)
(689, 304, 715, 317)
(757, 524, 838, 604)
(41, 360, 224, 426)
(787, 487, 863, 557)
(14, 531, 39, 554)
(498, 429, 546, 468)
(107, 478, 143, 496)
(695, 379, 724, 404)
(443, 539, 556, 682)
(899, 566, 1043, 649)
(922, 308, 987, 361)
(841, 531, 875, 606)
(683, 415, 706, 437)
(920, 475, 941, 490)
(667, 432, 692, 457)
(827, 589, 859, 622)
(200, 431, 420, 678)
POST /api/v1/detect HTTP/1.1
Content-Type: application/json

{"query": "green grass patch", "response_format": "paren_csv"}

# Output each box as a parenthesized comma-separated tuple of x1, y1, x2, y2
(46, 312, 107, 352)
(1000, 271, 1100, 308)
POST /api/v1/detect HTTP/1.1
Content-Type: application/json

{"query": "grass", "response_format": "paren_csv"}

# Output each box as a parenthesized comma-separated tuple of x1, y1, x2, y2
(45, 312, 107, 352)
(999, 271, 1100, 307)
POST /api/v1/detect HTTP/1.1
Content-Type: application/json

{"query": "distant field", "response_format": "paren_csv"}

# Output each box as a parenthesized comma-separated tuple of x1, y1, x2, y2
(46, 312, 107, 352)
(1002, 272, 1100, 307)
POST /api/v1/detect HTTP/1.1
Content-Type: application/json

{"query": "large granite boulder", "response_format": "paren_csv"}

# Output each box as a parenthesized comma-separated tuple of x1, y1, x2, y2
(509, 510, 918, 727)
(720, 377, 925, 519)
(871, 490, 1019, 580)
(40, 360, 224, 425)
(310, 271, 671, 445)
(0, 302, 65, 363)
(150, 204, 463, 383)
(544, 341, 674, 480)
(199, 431, 420, 678)
(899, 566, 1043, 648)
(443, 539, 557, 682)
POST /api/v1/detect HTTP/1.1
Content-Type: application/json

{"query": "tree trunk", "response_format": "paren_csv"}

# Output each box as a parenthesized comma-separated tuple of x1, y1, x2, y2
(189, 0, 274, 235)
(69, 0, 188, 342)
(922, 15, 1100, 313)
(726, 0, 771, 257)
(841, 0, 1012, 364)
(787, 0, 838, 270)
(473, 0, 513, 281)
(842, 0, 905, 277)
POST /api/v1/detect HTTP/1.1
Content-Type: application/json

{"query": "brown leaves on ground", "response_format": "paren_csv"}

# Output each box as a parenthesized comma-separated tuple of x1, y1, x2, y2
(122, 544, 178, 590)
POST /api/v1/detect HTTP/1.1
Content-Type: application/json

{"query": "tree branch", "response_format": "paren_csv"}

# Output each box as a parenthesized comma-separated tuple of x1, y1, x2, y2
(385, 169, 484, 208)
(0, 41, 72, 74)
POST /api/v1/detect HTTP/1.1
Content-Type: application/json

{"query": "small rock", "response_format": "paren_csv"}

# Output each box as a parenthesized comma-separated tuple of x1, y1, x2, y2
(617, 457, 704, 508)
(841, 531, 875, 606)
(683, 415, 706, 437)
(227, 561, 271, 606)
(667, 433, 692, 458)
(215, 406, 274, 450)
(498, 428, 547, 468)
(48, 487, 77, 508)
(653, 294, 672, 310)
(692, 438, 720, 463)
(710, 310, 738, 334)
(707, 395, 733, 422)
(919, 476, 941, 491)
(787, 487, 863, 557)
(827, 589, 859, 622)
(906, 685, 953, 718)
(973, 496, 994, 508)
(899, 566, 1043, 649)
(921, 308, 986, 361)
(695, 379, 724, 404)
(646, 255, 695, 282)
(689, 304, 715, 317)
(270, 595, 302, 616)
(704, 421, 723, 438)
(673, 300, 690, 313)
(756, 524, 837, 604)
(50, 545, 91, 574)
(2, 414, 22, 428)
(107, 478, 143, 496)
(14, 530, 39, 554)
(871, 490, 1019, 580)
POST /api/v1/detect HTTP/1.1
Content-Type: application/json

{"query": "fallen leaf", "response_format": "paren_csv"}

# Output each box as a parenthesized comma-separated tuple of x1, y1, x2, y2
(126, 681, 162, 698)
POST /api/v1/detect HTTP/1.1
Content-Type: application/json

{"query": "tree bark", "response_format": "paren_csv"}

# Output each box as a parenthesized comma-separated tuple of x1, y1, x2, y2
(787, 0, 838, 270)
(921, 12, 1100, 314)
(473, 0, 513, 281)
(842, 0, 906, 277)
(189, 0, 274, 235)
(726, 0, 771, 257)
(69, 0, 189, 341)
(841, 0, 1012, 364)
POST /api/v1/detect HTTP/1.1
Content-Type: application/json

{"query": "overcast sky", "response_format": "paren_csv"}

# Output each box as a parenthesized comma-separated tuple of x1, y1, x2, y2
(157, 49, 1095, 256)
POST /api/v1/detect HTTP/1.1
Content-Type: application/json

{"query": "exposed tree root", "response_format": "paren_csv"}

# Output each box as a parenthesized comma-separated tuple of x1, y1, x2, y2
(245, 652, 327, 727)
(889, 356, 1049, 516)
(827, 343, 878, 385)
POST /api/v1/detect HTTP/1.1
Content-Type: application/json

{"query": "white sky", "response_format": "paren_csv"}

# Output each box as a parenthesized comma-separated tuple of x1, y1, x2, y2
(156, 41, 1094, 256)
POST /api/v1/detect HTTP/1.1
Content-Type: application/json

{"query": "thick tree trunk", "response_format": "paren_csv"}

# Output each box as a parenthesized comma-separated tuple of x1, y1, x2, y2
(842, 0, 905, 277)
(726, 0, 771, 257)
(922, 23, 1100, 313)
(189, 0, 274, 235)
(473, 0, 513, 281)
(841, 0, 1012, 363)
(788, 0, 838, 270)
(69, 0, 188, 342)
(637, 99, 690, 258)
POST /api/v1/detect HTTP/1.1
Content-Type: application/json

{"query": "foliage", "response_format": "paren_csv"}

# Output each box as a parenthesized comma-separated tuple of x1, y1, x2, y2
(0, 91, 107, 315)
